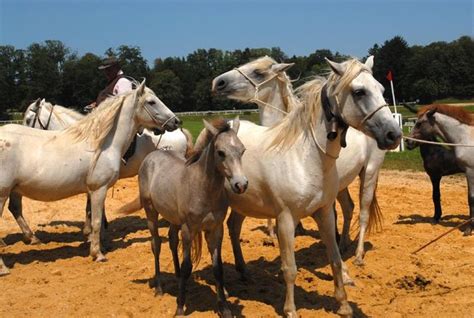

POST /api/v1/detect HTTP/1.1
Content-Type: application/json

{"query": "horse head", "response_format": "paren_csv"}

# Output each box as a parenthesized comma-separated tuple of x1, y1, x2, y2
(324, 56, 401, 150)
(134, 79, 181, 133)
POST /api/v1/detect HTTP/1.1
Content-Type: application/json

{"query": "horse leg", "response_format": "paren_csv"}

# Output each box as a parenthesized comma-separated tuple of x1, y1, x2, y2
(143, 198, 163, 295)
(267, 218, 276, 239)
(205, 224, 232, 318)
(354, 170, 379, 266)
(276, 211, 298, 317)
(0, 196, 10, 276)
(8, 193, 40, 245)
(463, 171, 474, 236)
(176, 223, 193, 317)
(84, 194, 92, 239)
(227, 210, 251, 281)
(337, 188, 354, 252)
(430, 174, 442, 223)
(313, 206, 353, 317)
(169, 224, 181, 278)
(89, 187, 107, 262)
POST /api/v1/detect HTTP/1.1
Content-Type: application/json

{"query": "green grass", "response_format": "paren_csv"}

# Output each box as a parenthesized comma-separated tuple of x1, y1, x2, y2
(180, 113, 259, 139)
(382, 148, 423, 171)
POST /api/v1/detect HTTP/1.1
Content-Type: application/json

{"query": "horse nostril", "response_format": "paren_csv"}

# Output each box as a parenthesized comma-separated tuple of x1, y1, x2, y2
(386, 131, 396, 143)
(175, 118, 182, 126)
(216, 79, 227, 90)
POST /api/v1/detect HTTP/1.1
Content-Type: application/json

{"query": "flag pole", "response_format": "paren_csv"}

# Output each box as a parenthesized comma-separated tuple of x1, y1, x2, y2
(390, 79, 397, 114)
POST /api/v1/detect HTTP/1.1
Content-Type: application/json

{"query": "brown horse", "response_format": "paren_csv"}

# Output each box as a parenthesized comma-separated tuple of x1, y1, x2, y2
(120, 117, 247, 317)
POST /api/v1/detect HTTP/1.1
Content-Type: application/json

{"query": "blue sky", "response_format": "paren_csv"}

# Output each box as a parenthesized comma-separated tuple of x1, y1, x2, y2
(0, 0, 472, 63)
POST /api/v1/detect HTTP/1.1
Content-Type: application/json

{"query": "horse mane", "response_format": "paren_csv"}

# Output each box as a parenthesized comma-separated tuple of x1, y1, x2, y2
(185, 118, 230, 165)
(250, 56, 299, 113)
(419, 104, 474, 126)
(268, 58, 369, 150)
(62, 90, 136, 151)
(40, 101, 84, 127)
(49, 103, 84, 121)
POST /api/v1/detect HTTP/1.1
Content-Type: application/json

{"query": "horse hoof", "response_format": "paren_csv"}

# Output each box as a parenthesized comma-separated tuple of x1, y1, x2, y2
(29, 236, 41, 245)
(352, 257, 364, 267)
(154, 286, 164, 297)
(285, 310, 298, 318)
(343, 276, 356, 287)
(463, 229, 472, 236)
(174, 307, 185, 317)
(0, 267, 10, 277)
(217, 301, 232, 318)
(337, 302, 353, 317)
(94, 254, 107, 263)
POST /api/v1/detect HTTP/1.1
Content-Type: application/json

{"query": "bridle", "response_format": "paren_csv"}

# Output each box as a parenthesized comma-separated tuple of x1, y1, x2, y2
(29, 103, 55, 130)
(235, 66, 389, 159)
(234, 67, 288, 116)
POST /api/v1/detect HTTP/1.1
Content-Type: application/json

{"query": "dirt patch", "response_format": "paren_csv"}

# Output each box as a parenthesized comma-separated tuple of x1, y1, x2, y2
(1, 170, 474, 317)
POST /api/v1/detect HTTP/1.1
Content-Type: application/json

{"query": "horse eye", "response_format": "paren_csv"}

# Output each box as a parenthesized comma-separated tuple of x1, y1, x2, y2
(415, 122, 421, 128)
(353, 89, 365, 97)
(217, 150, 226, 159)
(253, 70, 264, 77)
(149, 100, 156, 105)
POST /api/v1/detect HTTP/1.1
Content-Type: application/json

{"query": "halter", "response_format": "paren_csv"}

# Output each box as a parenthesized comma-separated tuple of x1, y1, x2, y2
(234, 67, 288, 115)
(234, 67, 337, 158)
(30, 103, 55, 130)
(141, 99, 178, 131)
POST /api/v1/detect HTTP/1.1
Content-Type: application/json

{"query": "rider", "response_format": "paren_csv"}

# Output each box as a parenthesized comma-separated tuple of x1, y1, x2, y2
(84, 56, 134, 111)
(85, 56, 137, 163)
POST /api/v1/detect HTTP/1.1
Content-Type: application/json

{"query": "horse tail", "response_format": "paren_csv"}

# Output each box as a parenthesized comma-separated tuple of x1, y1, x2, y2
(366, 178, 383, 234)
(117, 196, 142, 215)
(191, 231, 203, 267)
(181, 128, 194, 159)
(179, 231, 203, 268)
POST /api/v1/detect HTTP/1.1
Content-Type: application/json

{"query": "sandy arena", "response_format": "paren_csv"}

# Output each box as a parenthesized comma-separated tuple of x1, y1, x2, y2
(1, 170, 473, 317)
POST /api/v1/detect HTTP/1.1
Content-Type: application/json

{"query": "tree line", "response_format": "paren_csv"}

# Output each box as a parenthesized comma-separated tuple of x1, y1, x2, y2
(0, 35, 472, 119)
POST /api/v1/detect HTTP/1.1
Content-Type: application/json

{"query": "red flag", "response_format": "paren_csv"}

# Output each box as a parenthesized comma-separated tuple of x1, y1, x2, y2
(386, 71, 393, 81)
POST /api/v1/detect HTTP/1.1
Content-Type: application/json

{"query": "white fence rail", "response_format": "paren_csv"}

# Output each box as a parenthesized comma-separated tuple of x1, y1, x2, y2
(175, 109, 258, 116)
(0, 120, 23, 125)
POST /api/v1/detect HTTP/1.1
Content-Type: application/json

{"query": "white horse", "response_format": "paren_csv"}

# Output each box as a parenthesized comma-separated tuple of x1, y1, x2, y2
(0, 81, 180, 276)
(23, 98, 190, 178)
(210, 57, 401, 317)
(15, 98, 190, 243)
(212, 56, 387, 267)
(409, 104, 474, 235)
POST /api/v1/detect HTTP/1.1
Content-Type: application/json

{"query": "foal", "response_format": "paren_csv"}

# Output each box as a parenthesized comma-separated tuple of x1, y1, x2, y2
(133, 117, 247, 317)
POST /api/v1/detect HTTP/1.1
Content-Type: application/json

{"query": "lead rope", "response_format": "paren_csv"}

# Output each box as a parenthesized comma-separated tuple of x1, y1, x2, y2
(235, 67, 338, 159)
(402, 135, 474, 147)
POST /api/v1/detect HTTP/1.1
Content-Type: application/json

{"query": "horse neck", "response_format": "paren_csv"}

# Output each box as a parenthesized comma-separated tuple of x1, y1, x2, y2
(258, 79, 289, 127)
(194, 140, 225, 192)
(434, 113, 472, 145)
(104, 95, 140, 156)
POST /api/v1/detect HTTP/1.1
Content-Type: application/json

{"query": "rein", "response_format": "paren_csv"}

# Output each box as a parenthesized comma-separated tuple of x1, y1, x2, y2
(402, 135, 474, 147)
(31, 104, 55, 130)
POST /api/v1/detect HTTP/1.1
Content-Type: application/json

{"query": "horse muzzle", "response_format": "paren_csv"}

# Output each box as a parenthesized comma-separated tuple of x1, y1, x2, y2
(229, 176, 248, 194)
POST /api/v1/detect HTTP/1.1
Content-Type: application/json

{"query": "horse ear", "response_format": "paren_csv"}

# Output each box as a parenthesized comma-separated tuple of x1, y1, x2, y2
(325, 58, 346, 76)
(426, 108, 436, 118)
(232, 116, 240, 134)
(203, 119, 218, 136)
(271, 63, 294, 73)
(34, 98, 41, 107)
(365, 56, 374, 71)
(137, 79, 146, 96)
